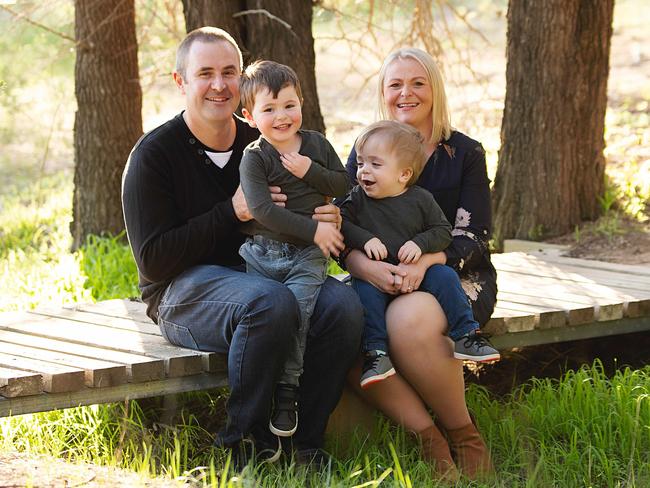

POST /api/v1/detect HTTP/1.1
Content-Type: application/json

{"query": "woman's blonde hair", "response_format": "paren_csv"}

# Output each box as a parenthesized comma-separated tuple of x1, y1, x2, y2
(377, 47, 451, 145)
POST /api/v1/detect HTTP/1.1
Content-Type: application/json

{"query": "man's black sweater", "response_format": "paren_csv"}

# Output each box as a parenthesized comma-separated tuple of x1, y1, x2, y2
(121, 113, 259, 322)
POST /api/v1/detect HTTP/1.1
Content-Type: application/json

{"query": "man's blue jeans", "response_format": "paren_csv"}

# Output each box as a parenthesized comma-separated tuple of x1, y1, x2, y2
(352, 264, 479, 352)
(157, 264, 363, 449)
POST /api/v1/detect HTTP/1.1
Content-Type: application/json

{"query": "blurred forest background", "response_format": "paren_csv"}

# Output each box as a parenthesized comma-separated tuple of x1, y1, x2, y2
(0, 0, 648, 311)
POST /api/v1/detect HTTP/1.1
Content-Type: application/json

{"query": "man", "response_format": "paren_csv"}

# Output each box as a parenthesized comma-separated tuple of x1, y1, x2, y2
(121, 27, 362, 465)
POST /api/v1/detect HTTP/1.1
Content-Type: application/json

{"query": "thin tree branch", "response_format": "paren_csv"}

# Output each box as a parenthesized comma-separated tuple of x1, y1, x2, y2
(0, 4, 75, 43)
(232, 9, 299, 40)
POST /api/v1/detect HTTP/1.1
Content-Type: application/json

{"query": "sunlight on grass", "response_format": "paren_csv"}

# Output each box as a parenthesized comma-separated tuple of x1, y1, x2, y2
(0, 363, 648, 486)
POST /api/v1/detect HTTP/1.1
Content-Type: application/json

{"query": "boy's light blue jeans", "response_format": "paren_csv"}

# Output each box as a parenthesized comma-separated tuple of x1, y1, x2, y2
(352, 263, 479, 353)
(239, 235, 328, 386)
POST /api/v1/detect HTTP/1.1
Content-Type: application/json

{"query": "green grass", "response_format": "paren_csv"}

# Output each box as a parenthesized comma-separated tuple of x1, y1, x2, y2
(0, 363, 648, 486)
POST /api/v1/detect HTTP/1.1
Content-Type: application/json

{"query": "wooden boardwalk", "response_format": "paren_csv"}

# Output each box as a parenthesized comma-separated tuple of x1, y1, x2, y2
(0, 252, 649, 417)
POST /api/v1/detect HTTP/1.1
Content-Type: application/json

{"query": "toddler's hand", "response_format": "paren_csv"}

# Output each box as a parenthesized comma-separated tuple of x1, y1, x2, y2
(364, 237, 388, 261)
(281, 152, 312, 179)
(398, 240, 422, 264)
(314, 221, 344, 258)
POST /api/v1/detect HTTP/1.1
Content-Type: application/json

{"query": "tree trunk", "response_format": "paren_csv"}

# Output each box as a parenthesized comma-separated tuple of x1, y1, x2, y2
(492, 0, 614, 247)
(72, 0, 143, 249)
(182, 0, 325, 133)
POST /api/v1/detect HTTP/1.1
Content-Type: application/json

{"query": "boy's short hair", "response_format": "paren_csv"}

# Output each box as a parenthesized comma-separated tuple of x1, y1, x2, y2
(175, 27, 243, 78)
(240, 60, 303, 112)
(355, 121, 427, 186)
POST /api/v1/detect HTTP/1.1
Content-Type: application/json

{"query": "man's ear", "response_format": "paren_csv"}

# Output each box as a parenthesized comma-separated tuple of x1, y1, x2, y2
(172, 71, 185, 94)
(241, 108, 257, 128)
(399, 167, 413, 184)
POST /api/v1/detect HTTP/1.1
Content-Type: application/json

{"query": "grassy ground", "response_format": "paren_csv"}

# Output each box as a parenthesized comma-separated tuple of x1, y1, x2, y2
(1, 0, 649, 485)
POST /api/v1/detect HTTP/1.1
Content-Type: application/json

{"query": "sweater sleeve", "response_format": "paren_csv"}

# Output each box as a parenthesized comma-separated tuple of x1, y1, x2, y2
(444, 144, 492, 272)
(302, 136, 351, 198)
(411, 191, 453, 254)
(339, 189, 375, 250)
(240, 148, 318, 243)
(121, 146, 239, 283)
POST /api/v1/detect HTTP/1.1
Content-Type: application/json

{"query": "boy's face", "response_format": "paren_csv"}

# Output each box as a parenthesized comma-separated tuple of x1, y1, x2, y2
(243, 85, 302, 150)
(356, 135, 413, 199)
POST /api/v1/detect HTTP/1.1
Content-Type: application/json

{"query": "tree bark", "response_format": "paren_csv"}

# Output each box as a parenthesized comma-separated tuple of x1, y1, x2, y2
(181, 0, 325, 133)
(492, 0, 614, 247)
(72, 0, 143, 249)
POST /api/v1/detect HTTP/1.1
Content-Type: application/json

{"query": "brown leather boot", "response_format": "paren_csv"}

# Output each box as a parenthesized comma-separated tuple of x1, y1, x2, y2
(416, 425, 460, 482)
(446, 422, 494, 479)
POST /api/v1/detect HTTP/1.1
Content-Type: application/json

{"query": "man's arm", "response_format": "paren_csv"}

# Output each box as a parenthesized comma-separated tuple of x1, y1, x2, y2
(122, 146, 239, 284)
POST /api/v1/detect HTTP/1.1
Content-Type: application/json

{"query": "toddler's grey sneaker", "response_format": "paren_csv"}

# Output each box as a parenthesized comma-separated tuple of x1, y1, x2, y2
(454, 332, 500, 362)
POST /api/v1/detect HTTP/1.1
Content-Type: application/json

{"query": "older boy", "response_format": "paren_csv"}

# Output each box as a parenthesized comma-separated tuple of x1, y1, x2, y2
(238, 60, 351, 437)
(340, 121, 499, 389)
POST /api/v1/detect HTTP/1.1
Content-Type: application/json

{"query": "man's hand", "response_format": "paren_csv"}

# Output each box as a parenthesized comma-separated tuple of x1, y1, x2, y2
(364, 237, 388, 261)
(312, 202, 342, 229)
(281, 152, 312, 179)
(232, 185, 286, 222)
(314, 221, 344, 258)
(398, 240, 422, 264)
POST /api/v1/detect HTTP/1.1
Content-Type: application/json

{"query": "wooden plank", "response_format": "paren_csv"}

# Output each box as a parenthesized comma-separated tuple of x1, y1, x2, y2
(527, 251, 650, 277)
(0, 372, 228, 418)
(0, 341, 126, 388)
(0, 352, 85, 393)
(66, 299, 151, 323)
(492, 316, 650, 349)
(0, 315, 206, 378)
(30, 308, 161, 336)
(495, 300, 567, 329)
(0, 366, 43, 398)
(493, 253, 650, 292)
(496, 291, 595, 326)
(489, 308, 536, 333)
(0, 329, 165, 383)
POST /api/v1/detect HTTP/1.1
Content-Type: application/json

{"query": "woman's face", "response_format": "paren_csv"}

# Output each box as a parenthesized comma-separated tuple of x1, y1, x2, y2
(382, 57, 433, 131)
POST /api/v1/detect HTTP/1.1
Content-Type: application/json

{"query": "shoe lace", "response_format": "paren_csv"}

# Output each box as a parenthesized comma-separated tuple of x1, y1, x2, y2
(463, 333, 492, 348)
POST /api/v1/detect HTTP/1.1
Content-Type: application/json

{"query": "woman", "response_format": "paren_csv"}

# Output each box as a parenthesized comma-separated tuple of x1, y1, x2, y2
(343, 47, 497, 480)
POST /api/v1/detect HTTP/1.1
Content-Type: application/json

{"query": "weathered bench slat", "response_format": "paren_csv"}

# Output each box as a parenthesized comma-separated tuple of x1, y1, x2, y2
(0, 341, 127, 389)
(496, 291, 595, 325)
(522, 252, 650, 277)
(0, 314, 205, 377)
(0, 373, 228, 418)
(0, 351, 85, 394)
(0, 329, 165, 383)
(493, 255, 650, 292)
(30, 308, 161, 336)
(0, 366, 43, 398)
(67, 299, 152, 323)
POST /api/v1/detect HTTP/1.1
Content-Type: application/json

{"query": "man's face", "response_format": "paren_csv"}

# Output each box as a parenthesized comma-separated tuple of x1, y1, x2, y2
(175, 40, 241, 126)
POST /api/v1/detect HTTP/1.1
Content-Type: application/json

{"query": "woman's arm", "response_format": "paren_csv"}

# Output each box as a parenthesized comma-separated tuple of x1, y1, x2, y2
(345, 249, 405, 295)
(444, 144, 492, 273)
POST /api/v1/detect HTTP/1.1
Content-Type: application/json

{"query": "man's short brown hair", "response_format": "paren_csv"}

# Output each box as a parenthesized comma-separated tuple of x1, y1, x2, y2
(240, 60, 303, 113)
(355, 120, 427, 187)
(175, 26, 243, 78)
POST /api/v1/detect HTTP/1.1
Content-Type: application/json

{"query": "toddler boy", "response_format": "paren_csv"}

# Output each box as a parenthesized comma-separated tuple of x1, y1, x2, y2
(239, 60, 350, 435)
(340, 121, 500, 389)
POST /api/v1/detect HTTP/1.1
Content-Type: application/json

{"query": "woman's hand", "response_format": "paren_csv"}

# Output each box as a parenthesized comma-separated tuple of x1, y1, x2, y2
(345, 249, 406, 295)
(397, 251, 447, 293)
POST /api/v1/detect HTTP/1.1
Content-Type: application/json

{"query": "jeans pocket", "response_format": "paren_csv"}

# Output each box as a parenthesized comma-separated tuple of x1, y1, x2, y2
(159, 320, 199, 350)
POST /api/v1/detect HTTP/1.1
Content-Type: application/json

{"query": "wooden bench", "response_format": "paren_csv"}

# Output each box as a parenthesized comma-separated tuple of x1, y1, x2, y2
(1, 251, 649, 418)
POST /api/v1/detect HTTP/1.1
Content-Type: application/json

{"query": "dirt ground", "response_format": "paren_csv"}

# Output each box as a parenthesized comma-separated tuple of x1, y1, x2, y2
(0, 451, 186, 488)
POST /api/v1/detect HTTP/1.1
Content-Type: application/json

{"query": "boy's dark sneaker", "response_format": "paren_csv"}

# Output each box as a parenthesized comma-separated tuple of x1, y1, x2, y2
(270, 383, 299, 437)
(454, 332, 500, 362)
(360, 350, 396, 389)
